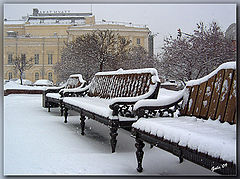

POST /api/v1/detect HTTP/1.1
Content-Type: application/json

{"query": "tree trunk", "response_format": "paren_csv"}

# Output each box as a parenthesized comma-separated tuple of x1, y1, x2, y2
(20, 72, 23, 85)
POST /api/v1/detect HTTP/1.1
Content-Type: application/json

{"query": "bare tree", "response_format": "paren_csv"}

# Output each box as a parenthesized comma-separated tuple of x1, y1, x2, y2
(54, 30, 131, 83)
(160, 21, 236, 83)
(118, 46, 161, 70)
(54, 30, 161, 84)
(12, 55, 33, 85)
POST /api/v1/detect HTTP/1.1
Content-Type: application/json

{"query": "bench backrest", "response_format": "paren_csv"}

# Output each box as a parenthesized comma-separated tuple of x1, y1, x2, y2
(181, 62, 236, 124)
(65, 74, 86, 89)
(88, 68, 160, 99)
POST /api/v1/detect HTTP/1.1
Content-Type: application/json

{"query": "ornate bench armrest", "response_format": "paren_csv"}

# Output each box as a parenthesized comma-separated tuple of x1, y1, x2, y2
(44, 86, 65, 94)
(109, 101, 136, 117)
(60, 84, 89, 97)
(133, 89, 185, 118)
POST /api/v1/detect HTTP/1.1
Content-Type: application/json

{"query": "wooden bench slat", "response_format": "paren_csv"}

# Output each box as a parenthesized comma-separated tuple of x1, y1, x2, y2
(199, 75, 216, 119)
(119, 75, 125, 97)
(143, 76, 148, 93)
(193, 81, 207, 117)
(129, 75, 135, 97)
(207, 69, 225, 120)
(223, 71, 236, 124)
(215, 69, 234, 122)
(136, 75, 143, 96)
(112, 76, 117, 98)
(180, 87, 191, 115)
(234, 111, 237, 124)
(186, 85, 199, 116)
(132, 74, 138, 97)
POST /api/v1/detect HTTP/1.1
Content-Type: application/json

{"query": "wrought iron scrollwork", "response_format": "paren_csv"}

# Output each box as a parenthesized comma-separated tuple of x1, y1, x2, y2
(110, 103, 135, 117)
(118, 104, 135, 117)
(136, 102, 182, 119)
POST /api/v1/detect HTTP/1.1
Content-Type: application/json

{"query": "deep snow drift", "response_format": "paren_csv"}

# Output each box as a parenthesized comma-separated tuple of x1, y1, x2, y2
(4, 94, 216, 175)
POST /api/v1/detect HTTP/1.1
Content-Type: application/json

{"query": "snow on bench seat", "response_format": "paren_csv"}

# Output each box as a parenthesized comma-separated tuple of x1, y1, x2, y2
(63, 97, 138, 121)
(46, 93, 61, 100)
(63, 97, 112, 118)
(132, 116, 236, 164)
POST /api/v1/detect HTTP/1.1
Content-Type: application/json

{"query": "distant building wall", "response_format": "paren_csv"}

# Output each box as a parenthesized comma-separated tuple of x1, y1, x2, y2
(4, 8, 153, 84)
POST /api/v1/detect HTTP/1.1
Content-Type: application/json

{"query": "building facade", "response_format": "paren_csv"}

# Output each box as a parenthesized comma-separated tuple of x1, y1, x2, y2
(4, 8, 153, 84)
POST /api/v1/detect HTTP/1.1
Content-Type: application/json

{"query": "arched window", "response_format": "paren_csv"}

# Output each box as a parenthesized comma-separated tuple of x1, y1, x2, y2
(35, 72, 39, 81)
(8, 72, 12, 80)
(48, 72, 53, 81)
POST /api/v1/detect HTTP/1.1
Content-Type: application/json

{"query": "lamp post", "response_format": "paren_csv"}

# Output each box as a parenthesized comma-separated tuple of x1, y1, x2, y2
(177, 28, 193, 38)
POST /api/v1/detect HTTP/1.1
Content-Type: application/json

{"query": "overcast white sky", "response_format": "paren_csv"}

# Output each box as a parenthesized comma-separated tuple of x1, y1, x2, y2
(4, 3, 236, 54)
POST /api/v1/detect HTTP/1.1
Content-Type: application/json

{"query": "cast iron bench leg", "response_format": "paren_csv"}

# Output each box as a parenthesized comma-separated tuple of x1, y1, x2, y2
(48, 102, 51, 112)
(179, 150, 183, 163)
(60, 107, 64, 116)
(110, 126, 118, 153)
(64, 108, 68, 123)
(80, 115, 86, 135)
(60, 102, 64, 116)
(135, 138, 145, 172)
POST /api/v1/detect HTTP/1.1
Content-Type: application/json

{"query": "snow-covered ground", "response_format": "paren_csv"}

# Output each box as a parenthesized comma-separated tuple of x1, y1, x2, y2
(4, 81, 47, 90)
(4, 94, 217, 176)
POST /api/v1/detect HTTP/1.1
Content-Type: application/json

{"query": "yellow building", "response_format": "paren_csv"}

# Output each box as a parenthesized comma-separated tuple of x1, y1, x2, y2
(67, 23, 150, 51)
(4, 8, 153, 84)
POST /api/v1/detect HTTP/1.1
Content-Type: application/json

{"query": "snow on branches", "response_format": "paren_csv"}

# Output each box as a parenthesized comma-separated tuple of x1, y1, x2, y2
(159, 21, 236, 83)
(54, 30, 160, 84)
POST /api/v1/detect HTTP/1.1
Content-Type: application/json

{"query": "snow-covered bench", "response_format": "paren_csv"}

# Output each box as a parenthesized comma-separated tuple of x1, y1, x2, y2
(42, 74, 86, 115)
(62, 68, 160, 153)
(132, 62, 236, 175)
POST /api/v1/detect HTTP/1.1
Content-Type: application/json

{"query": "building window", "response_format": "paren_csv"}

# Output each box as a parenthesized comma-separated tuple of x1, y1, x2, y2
(48, 72, 53, 81)
(35, 72, 39, 81)
(7, 31, 17, 37)
(8, 54, 13, 64)
(34, 54, 39, 64)
(48, 54, 53, 64)
(137, 38, 141, 45)
(8, 72, 12, 80)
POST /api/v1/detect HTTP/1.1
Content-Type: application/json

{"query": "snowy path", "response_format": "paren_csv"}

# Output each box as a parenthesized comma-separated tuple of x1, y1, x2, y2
(4, 94, 216, 175)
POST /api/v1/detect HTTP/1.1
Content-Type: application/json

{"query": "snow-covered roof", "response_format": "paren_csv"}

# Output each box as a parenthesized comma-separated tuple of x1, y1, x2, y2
(4, 20, 25, 25)
(186, 61, 236, 86)
(28, 15, 87, 19)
